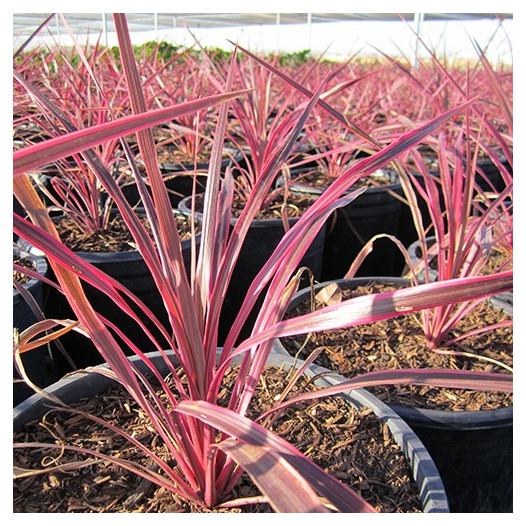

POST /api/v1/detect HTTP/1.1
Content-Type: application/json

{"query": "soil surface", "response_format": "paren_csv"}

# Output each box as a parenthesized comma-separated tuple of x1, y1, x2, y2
(13, 365, 422, 513)
(414, 243, 512, 276)
(281, 281, 513, 411)
(53, 213, 195, 253)
(127, 127, 225, 167)
(13, 253, 35, 285)
(292, 168, 398, 191)
(192, 190, 320, 221)
(157, 148, 211, 166)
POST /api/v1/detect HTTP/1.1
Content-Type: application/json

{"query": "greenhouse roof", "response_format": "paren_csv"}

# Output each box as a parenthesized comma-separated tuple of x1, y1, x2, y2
(13, 12, 512, 36)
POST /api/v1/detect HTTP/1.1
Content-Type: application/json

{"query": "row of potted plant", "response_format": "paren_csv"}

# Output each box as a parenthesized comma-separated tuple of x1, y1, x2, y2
(13, 14, 512, 513)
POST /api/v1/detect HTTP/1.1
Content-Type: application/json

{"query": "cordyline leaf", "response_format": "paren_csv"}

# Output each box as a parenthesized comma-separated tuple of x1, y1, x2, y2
(14, 459, 102, 478)
(233, 272, 512, 356)
(215, 440, 329, 513)
(196, 45, 239, 323)
(472, 39, 513, 133)
(231, 42, 381, 149)
(13, 88, 250, 175)
(114, 12, 208, 398)
(13, 13, 55, 59)
(261, 368, 512, 419)
(15, 319, 81, 354)
(175, 400, 376, 513)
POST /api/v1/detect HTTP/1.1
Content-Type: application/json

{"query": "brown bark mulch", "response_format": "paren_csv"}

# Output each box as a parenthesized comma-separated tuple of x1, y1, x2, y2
(13, 253, 35, 285)
(13, 365, 422, 513)
(291, 168, 397, 190)
(190, 189, 320, 221)
(52, 213, 195, 253)
(281, 281, 513, 411)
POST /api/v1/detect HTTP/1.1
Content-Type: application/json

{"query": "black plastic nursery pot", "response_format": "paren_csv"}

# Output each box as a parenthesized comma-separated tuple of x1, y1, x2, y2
(475, 156, 512, 195)
(178, 193, 326, 345)
(223, 214, 326, 344)
(277, 276, 513, 513)
(162, 171, 209, 207)
(21, 210, 200, 378)
(13, 348, 449, 513)
(400, 242, 513, 511)
(13, 246, 55, 406)
(288, 169, 404, 280)
(388, 399, 512, 513)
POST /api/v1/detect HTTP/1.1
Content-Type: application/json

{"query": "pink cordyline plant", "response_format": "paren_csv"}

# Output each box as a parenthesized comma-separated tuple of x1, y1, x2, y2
(387, 31, 513, 352)
(285, 117, 396, 194)
(395, 119, 512, 351)
(218, 44, 394, 214)
(191, 43, 311, 205)
(468, 42, 512, 262)
(13, 14, 512, 513)
(141, 50, 221, 167)
(343, 28, 513, 352)
(376, 18, 512, 156)
(13, 18, 135, 236)
(289, 116, 364, 176)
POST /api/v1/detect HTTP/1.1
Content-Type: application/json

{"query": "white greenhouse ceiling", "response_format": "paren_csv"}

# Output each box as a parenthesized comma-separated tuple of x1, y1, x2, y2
(13, 12, 512, 35)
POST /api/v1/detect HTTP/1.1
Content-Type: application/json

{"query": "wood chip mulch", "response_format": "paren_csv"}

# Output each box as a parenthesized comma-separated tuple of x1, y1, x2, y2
(13, 254, 35, 286)
(53, 213, 196, 253)
(281, 282, 513, 411)
(481, 246, 513, 275)
(156, 147, 212, 166)
(291, 168, 397, 190)
(192, 190, 320, 221)
(13, 365, 422, 513)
